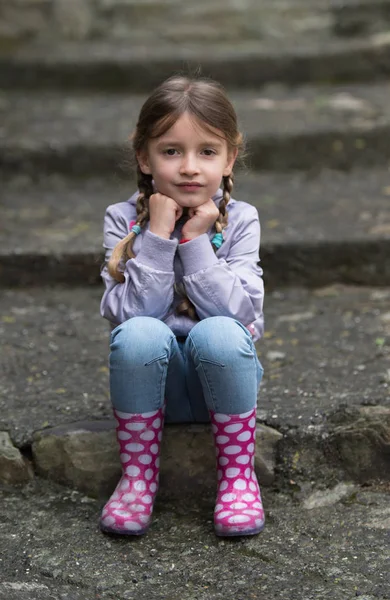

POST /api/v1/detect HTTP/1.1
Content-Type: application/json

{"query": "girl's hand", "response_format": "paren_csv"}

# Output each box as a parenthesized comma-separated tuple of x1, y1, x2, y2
(181, 199, 220, 241)
(149, 193, 183, 239)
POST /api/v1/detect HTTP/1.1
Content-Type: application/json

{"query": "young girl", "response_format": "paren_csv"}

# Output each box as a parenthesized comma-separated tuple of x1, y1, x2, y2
(99, 75, 265, 537)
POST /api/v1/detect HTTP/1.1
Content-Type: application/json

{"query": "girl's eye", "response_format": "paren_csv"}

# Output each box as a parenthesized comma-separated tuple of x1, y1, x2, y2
(164, 148, 178, 156)
(202, 148, 216, 156)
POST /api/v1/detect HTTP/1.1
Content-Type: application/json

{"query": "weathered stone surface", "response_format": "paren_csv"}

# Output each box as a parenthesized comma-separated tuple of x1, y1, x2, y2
(0, 431, 33, 484)
(326, 405, 390, 482)
(31, 420, 282, 497)
(303, 482, 356, 509)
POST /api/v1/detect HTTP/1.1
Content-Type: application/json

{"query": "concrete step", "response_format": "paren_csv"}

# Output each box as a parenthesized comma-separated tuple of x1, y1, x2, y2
(1, 168, 389, 287)
(2, 33, 390, 91)
(0, 169, 390, 288)
(2, 81, 390, 176)
(1, 478, 389, 600)
(1, 285, 389, 491)
(3, 0, 390, 47)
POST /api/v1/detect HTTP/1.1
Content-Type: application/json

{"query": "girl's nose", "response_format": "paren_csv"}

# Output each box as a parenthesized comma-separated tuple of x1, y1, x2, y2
(180, 154, 199, 175)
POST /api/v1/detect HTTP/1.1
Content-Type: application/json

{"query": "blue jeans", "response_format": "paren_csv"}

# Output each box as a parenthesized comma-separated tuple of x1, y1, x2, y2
(109, 316, 264, 423)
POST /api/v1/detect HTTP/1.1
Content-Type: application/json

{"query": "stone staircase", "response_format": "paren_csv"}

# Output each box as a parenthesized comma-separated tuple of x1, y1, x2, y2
(1, 2, 390, 597)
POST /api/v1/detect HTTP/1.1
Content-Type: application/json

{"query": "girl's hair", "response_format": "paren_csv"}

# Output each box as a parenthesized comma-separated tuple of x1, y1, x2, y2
(108, 75, 244, 319)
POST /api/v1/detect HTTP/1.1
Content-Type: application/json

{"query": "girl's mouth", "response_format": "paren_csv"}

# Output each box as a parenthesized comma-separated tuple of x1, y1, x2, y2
(176, 183, 203, 192)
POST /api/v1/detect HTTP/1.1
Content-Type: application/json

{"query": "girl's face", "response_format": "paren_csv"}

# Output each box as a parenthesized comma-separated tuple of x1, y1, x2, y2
(137, 112, 237, 208)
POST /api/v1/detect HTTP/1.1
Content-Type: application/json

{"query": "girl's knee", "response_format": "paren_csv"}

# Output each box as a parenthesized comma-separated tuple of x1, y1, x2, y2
(110, 317, 174, 365)
(189, 317, 252, 363)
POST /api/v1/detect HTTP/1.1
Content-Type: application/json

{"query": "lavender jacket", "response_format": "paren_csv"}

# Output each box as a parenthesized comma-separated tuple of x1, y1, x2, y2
(100, 189, 264, 342)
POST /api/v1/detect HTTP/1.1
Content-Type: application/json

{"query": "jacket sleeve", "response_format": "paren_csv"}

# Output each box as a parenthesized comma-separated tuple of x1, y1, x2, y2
(178, 205, 264, 337)
(100, 205, 178, 325)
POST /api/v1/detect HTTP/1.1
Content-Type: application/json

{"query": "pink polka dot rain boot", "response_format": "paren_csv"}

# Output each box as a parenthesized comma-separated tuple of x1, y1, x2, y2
(211, 408, 265, 537)
(100, 408, 164, 535)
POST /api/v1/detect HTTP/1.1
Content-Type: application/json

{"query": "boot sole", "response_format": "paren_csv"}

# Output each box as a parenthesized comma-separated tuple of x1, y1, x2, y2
(100, 522, 150, 536)
(215, 520, 265, 538)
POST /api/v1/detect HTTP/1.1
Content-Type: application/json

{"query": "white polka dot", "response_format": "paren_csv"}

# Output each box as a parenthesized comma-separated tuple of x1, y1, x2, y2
(111, 491, 120, 500)
(123, 521, 142, 531)
(150, 482, 157, 493)
(244, 509, 262, 516)
(216, 435, 229, 444)
(219, 481, 228, 491)
(108, 501, 121, 509)
(120, 479, 130, 490)
(155, 458, 160, 468)
(150, 444, 159, 454)
(236, 455, 250, 464)
(212, 424, 218, 434)
(249, 482, 257, 492)
(245, 468, 251, 479)
(152, 418, 161, 429)
(214, 503, 223, 512)
(221, 493, 236, 502)
(249, 417, 256, 428)
(117, 431, 132, 440)
(214, 414, 231, 423)
(216, 510, 233, 520)
(122, 493, 136, 503)
(238, 410, 253, 419)
(247, 443, 255, 453)
(228, 514, 250, 524)
(226, 467, 240, 478)
(139, 514, 150, 523)
(219, 457, 229, 466)
(125, 422, 145, 431)
(120, 453, 131, 462)
(253, 502, 263, 509)
(141, 410, 158, 418)
(113, 419, 120, 427)
(116, 411, 131, 419)
(114, 509, 130, 517)
(224, 445, 241, 455)
(138, 454, 152, 465)
(231, 502, 248, 509)
(125, 443, 145, 452)
(242, 493, 256, 502)
(125, 465, 140, 477)
(252, 472, 257, 481)
(129, 503, 145, 512)
(142, 495, 153, 504)
(145, 469, 154, 480)
(237, 431, 251, 442)
(140, 430, 155, 441)
(134, 480, 147, 492)
(102, 516, 116, 526)
(233, 479, 247, 490)
(255, 519, 264, 528)
(224, 423, 243, 433)
(217, 470, 222, 480)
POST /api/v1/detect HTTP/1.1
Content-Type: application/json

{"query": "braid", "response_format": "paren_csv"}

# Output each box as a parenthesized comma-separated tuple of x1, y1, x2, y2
(212, 173, 233, 250)
(107, 167, 153, 282)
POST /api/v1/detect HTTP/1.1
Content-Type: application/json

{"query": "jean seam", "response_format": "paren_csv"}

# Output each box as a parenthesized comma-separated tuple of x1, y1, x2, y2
(188, 334, 223, 413)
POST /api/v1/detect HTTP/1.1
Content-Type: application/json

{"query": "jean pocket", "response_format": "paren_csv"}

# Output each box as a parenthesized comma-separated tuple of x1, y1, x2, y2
(144, 353, 169, 366)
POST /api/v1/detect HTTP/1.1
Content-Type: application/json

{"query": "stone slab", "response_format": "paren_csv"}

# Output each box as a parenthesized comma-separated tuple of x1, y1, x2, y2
(0, 477, 389, 599)
(3, 82, 390, 174)
(0, 285, 389, 450)
(2, 33, 390, 90)
(1, 168, 390, 287)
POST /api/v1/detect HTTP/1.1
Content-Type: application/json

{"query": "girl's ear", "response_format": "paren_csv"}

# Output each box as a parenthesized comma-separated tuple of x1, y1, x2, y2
(223, 148, 238, 177)
(136, 151, 152, 175)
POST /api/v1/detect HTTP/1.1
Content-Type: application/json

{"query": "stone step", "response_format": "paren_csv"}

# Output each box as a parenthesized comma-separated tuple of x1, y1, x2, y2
(2, 33, 390, 91)
(2, 81, 390, 176)
(1, 285, 389, 494)
(1, 479, 389, 600)
(2, 0, 390, 46)
(1, 168, 390, 287)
